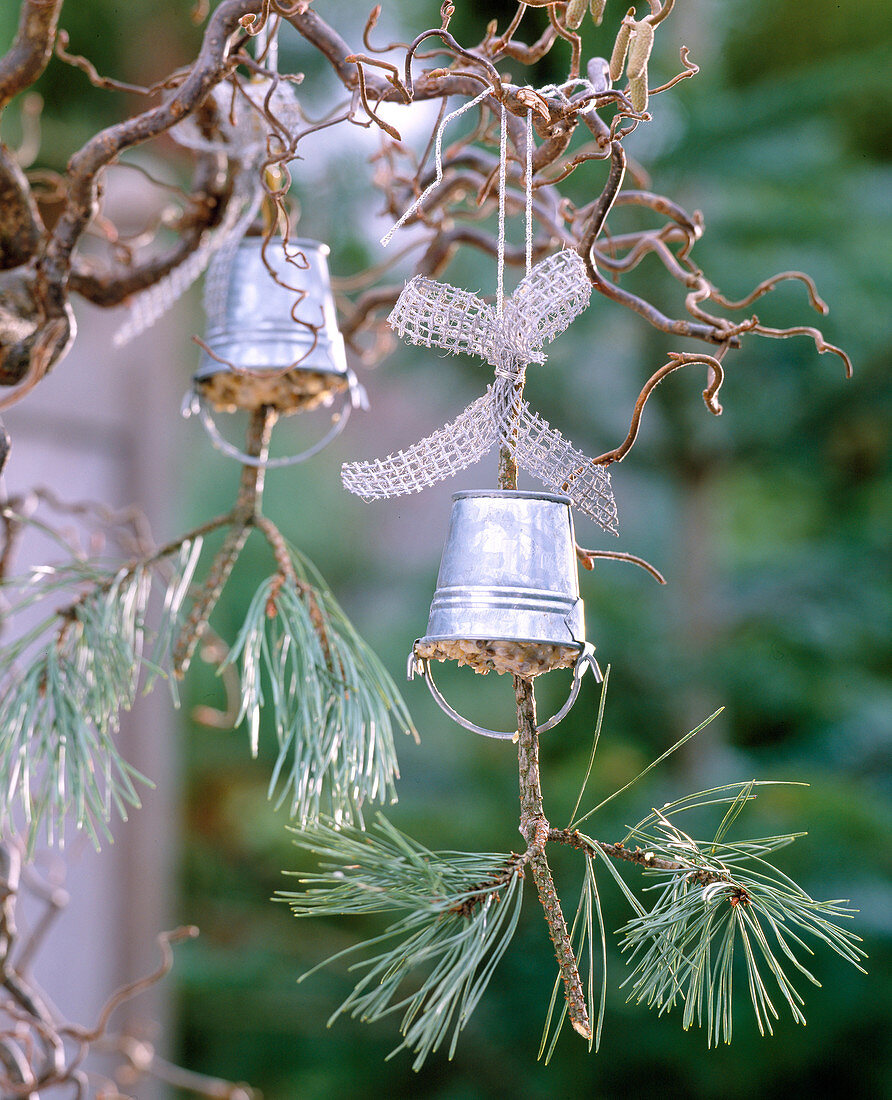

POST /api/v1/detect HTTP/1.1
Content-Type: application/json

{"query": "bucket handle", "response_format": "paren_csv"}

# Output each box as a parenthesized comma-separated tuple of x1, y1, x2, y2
(408, 642, 602, 740)
(183, 368, 368, 468)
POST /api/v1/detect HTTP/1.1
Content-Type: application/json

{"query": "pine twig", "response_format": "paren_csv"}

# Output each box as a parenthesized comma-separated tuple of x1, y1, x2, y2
(516, 676, 591, 1040)
(172, 407, 275, 677)
(549, 827, 729, 886)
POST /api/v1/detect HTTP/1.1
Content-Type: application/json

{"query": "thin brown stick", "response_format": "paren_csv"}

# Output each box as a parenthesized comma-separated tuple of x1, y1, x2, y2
(546, 3, 581, 79)
(711, 270, 829, 315)
(591, 351, 726, 466)
(497, 23, 559, 65)
(175, 406, 275, 665)
(612, 188, 702, 237)
(362, 4, 408, 55)
(649, 44, 699, 96)
(579, 141, 626, 265)
(53, 30, 158, 96)
(102, 1037, 257, 1100)
(486, 3, 528, 58)
(751, 323, 853, 378)
(42, 0, 263, 287)
(548, 828, 729, 887)
(62, 927, 199, 1043)
(645, 0, 676, 30)
(575, 546, 667, 584)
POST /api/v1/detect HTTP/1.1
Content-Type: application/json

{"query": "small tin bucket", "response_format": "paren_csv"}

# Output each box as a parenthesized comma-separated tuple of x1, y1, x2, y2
(408, 490, 601, 739)
(184, 236, 366, 467)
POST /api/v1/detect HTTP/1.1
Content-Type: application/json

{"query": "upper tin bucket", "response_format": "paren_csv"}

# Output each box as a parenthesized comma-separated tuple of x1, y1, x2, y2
(197, 236, 348, 382)
(423, 489, 585, 648)
(185, 236, 367, 468)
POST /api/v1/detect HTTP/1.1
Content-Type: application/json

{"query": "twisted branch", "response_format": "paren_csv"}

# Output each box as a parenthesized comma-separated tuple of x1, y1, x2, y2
(0, 0, 64, 112)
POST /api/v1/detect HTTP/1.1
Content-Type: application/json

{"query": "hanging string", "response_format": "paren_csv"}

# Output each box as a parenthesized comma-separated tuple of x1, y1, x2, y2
(496, 101, 508, 315)
(380, 87, 491, 248)
(525, 107, 533, 278)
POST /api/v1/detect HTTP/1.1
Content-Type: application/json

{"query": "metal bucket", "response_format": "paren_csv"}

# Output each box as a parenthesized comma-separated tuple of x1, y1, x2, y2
(184, 236, 366, 467)
(408, 490, 602, 739)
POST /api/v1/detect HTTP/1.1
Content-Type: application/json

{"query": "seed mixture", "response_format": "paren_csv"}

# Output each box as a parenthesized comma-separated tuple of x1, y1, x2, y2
(414, 637, 579, 679)
(197, 368, 348, 415)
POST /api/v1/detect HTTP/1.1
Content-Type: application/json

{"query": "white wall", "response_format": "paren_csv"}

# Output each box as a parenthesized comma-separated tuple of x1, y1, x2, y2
(2, 275, 184, 1096)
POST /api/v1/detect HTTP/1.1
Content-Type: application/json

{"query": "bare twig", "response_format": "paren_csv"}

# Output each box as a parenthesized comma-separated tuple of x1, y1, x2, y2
(591, 350, 727, 466)
(63, 927, 199, 1044)
(0, 0, 64, 112)
(575, 546, 667, 584)
(516, 681, 592, 1041)
(172, 407, 275, 677)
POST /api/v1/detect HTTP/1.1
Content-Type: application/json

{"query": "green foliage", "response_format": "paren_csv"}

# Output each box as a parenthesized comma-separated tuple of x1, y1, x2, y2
(281, 767, 865, 1073)
(280, 815, 524, 1070)
(225, 547, 415, 826)
(609, 784, 866, 1045)
(0, 539, 202, 848)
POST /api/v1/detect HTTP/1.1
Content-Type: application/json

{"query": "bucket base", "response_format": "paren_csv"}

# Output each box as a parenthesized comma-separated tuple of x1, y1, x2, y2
(414, 637, 579, 679)
(196, 368, 348, 416)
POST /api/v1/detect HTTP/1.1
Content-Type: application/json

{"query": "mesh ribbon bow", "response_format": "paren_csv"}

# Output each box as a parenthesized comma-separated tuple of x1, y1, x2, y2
(341, 249, 618, 533)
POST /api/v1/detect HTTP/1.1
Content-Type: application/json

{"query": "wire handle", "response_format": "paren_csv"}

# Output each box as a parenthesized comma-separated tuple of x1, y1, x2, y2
(408, 642, 601, 740)
(183, 370, 368, 468)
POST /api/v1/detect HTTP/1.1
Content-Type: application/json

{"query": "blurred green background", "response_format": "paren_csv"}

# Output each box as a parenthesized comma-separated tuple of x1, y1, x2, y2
(3, 0, 889, 1096)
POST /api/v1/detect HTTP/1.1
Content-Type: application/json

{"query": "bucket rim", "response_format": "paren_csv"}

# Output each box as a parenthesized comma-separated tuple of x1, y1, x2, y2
(192, 360, 348, 382)
(236, 235, 330, 256)
(450, 489, 572, 505)
(417, 633, 584, 650)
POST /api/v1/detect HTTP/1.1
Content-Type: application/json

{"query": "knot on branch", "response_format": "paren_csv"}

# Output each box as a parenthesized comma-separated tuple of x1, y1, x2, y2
(0, 264, 74, 405)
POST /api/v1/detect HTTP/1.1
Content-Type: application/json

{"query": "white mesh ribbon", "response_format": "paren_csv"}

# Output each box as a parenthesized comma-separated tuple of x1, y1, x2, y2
(512, 404, 618, 532)
(341, 250, 619, 533)
(340, 393, 497, 500)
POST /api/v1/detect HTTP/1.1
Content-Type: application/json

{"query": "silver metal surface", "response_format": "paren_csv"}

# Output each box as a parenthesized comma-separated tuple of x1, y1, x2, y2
(419, 490, 585, 648)
(185, 235, 368, 467)
(195, 236, 348, 381)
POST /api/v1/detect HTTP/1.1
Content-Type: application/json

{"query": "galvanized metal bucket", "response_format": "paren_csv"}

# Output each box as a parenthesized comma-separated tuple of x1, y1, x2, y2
(184, 236, 366, 467)
(408, 490, 602, 739)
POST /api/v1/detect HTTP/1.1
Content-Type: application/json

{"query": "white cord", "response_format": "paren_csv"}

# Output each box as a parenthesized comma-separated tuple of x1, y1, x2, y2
(380, 87, 491, 247)
(496, 101, 507, 315)
(255, 15, 279, 73)
(525, 107, 533, 277)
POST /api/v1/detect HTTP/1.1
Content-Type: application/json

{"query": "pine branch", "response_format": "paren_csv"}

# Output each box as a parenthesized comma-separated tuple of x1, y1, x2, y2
(281, 816, 525, 1071)
(0, 541, 202, 847)
(225, 546, 415, 826)
(585, 786, 866, 1045)
(539, 854, 607, 1063)
(516, 684, 591, 1040)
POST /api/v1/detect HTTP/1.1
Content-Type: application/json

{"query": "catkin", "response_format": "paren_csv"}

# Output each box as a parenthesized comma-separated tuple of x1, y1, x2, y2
(629, 72, 649, 113)
(590, 0, 608, 26)
(626, 19, 655, 80)
(565, 0, 587, 30)
(609, 19, 632, 82)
